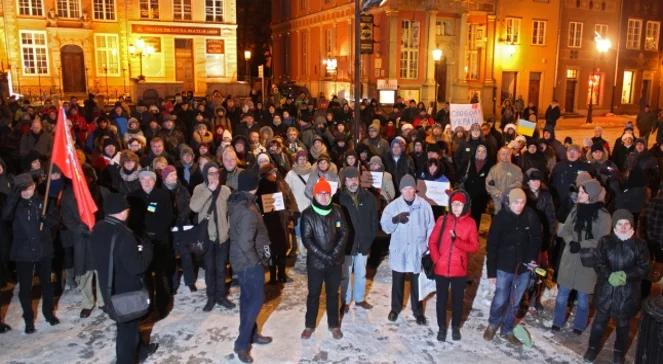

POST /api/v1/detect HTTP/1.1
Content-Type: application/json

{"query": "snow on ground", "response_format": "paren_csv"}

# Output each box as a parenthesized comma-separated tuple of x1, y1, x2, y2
(2, 253, 637, 364)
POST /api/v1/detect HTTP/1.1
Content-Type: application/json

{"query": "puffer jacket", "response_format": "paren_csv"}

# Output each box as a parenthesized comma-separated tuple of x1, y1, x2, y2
(228, 191, 271, 272)
(300, 203, 348, 270)
(2, 192, 59, 262)
(593, 233, 650, 319)
(428, 191, 479, 277)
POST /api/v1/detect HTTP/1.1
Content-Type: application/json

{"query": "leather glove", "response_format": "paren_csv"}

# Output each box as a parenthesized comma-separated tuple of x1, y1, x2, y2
(391, 212, 410, 224)
(608, 271, 627, 287)
(569, 241, 581, 254)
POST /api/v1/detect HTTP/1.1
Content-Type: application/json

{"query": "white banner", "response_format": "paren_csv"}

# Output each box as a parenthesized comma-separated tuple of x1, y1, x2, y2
(450, 103, 484, 131)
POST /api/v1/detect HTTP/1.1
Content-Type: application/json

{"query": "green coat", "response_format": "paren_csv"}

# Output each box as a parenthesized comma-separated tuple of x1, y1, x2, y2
(557, 206, 612, 294)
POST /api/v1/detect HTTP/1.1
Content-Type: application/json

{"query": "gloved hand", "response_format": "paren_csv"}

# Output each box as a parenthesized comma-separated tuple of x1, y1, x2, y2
(608, 271, 627, 287)
(391, 212, 410, 224)
(569, 241, 581, 254)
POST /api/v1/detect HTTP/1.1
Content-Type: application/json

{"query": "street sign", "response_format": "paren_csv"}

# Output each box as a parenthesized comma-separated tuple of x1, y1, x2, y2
(377, 79, 398, 90)
(360, 14, 374, 54)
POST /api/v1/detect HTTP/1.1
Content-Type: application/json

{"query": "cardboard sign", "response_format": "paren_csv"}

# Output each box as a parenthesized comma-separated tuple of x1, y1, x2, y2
(417, 180, 450, 206)
(261, 192, 285, 213)
(370, 172, 383, 189)
(516, 119, 536, 137)
(328, 181, 339, 195)
(450, 103, 484, 131)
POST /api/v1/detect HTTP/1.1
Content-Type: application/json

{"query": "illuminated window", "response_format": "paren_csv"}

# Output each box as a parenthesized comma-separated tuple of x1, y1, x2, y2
(18, 0, 43, 16)
(93, 0, 115, 20)
(595, 24, 608, 38)
(140, 0, 159, 19)
(621, 71, 634, 104)
(568, 22, 583, 48)
(206, 0, 223, 22)
(532, 20, 546, 45)
(626, 19, 642, 49)
(645, 21, 660, 51)
(465, 23, 483, 80)
(587, 73, 601, 105)
(95, 34, 120, 76)
(173, 0, 192, 20)
(505, 17, 521, 44)
(20, 31, 48, 75)
(400, 20, 420, 79)
(57, 0, 80, 18)
(566, 69, 577, 79)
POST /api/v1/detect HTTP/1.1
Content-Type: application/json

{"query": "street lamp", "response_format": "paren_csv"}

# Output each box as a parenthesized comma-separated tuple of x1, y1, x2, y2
(432, 48, 443, 113)
(244, 50, 252, 84)
(587, 34, 611, 123)
(128, 38, 155, 82)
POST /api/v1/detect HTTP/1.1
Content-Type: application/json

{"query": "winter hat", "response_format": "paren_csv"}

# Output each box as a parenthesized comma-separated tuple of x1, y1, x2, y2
(591, 143, 604, 153)
(313, 177, 332, 195)
(259, 163, 278, 177)
(180, 144, 194, 158)
(634, 138, 646, 146)
(611, 209, 634, 228)
(295, 150, 308, 161)
(508, 188, 526, 202)
(138, 169, 157, 181)
(450, 192, 467, 205)
(161, 165, 176, 180)
(621, 133, 634, 143)
(515, 135, 527, 144)
(103, 138, 117, 149)
(525, 168, 544, 182)
(399, 174, 416, 191)
(579, 179, 602, 203)
(391, 136, 406, 149)
(104, 193, 129, 215)
(256, 152, 271, 166)
(237, 169, 259, 192)
(343, 166, 359, 179)
(504, 123, 517, 132)
(575, 171, 593, 187)
(369, 155, 384, 168)
(317, 153, 331, 162)
(13, 173, 34, 190)
(400, 123, 414, 135)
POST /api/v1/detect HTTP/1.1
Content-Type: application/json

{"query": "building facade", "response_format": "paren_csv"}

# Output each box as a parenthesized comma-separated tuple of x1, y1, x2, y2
(0, 0, 239, 101)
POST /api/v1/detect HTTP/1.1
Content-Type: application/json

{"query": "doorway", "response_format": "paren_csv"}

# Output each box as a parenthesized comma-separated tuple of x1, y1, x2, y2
(61, 45, 86, 93)
(528, 72, 541, 109)
(435, 59, 447, 102)
(175, 39, 194, 93)
(641, 79, 651, 107)
(501, 71, 517, 102)
(565, 80, 577, 112)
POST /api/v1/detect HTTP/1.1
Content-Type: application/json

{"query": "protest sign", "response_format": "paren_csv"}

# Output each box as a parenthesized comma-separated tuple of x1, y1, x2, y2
(329, 181, 339, 195)
(261, 192, 285, 213)
(370, 172, 383, 189)
(450, 103, 484, 131)
(516, 119, 536, 137)
(417, 180, 450, 206)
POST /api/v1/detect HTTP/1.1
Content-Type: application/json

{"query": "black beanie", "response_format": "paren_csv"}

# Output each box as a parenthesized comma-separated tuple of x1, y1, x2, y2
(237, 169, 259, 192)
(104, 193, 129, 215)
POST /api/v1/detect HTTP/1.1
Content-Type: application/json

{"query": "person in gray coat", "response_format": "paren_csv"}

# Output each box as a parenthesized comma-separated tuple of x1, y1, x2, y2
(228, 169, 273, 363)
(380, 174, 435, 325)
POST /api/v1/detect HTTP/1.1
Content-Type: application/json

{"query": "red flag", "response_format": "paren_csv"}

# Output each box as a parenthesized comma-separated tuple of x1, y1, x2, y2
(51, 107, 98, 230)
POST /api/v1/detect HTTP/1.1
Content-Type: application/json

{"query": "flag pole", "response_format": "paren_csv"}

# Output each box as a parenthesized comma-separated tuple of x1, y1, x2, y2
(40, 103, 63, 231)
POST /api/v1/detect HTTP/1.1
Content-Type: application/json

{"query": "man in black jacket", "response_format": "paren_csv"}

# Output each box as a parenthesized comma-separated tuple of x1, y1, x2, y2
(228, 169, 273, 363)
(300, 177, 348, 340)
(92, 193, 157, 364)
(338, 167, 378, 312)
(484, 188, 542, 346)
(550, 144, 589, 222)
(384, 137, 415, 195)
(127, 169, 174, 318)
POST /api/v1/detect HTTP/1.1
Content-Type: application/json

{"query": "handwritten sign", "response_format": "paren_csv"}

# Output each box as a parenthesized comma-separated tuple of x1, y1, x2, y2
(417, 180, 450, 206)
(370, 172, 383, 189)
(261, 192, 285, 213)
(450, 103, 484, 131)
(329, 181, 339, 195)
(516, 119, 536, 137)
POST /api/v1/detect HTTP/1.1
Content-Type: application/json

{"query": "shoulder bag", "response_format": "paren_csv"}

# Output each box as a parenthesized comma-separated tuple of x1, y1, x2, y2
(106, 233, 150, 323)
(173, 192, 218, 257)
(421, 214, 448, 279)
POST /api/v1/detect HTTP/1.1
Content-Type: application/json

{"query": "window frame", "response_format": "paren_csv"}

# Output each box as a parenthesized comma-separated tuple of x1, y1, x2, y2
(173, 0, 192, 21)
(505, 17, 522, 44)
(205, 0, 224, 22)
(645, 21, 660, 51)
(139, 0, 159, 20)
(17, 0, 44, 16)
(19, 30, 49, 76)
(400, 19, 420, 80)
(594, 23, 608, 39)
(93, 0, 116, 21)
(626, 18, 643, 50)
(568, 21, 583, 48)
(532, 19, 546, 46)
(57, 0, 81, 19)
(94, 33, 121, 77)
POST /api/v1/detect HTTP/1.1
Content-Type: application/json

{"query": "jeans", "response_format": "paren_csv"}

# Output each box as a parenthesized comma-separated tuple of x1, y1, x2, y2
(77, 270, 105, 310)
(235, 265, 265, 351)
(16, 259, 54, 323)
(204, 241, 229, 301)
(305, 264, 342, 329)
(488, 270, 530, 335)
(391, 271, 422, 317)
(341, 254, 368, 304)
(435, 276, 466, 329)
(552, 285, 590, 331)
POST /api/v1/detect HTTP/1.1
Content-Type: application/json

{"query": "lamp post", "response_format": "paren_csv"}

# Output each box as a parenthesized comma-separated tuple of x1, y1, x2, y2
(128, 38, 155, 82)
(587, 34, 611, 123)
(244, 50, 252, 85)
(432, 48, 443, 113)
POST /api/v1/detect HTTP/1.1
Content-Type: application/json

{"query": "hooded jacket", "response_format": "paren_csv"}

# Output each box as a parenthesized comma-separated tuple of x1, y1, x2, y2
(228, 191, 271, 272)
(428, 191, 479, 277)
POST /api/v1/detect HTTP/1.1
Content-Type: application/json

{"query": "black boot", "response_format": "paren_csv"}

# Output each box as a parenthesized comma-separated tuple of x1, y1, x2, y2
(25, 320, 35, 334)
(452, 326, 461, 341)
(0, 322, 11, 333)
(583, 348, 598, 362)
(612, 351, 625, 364)
(437, 326, 447, 342)
(203, 298, 215, 312)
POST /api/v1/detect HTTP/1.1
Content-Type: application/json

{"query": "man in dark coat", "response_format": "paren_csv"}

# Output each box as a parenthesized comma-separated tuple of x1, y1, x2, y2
(228, 169, 273, 363)
(91, 193, 157, 364)
(384, 138, 415, 195)
(300, 177, 348, 340)
(484, 188, 542, 346)
(636, 105, 657, 145)
(544, 100, 561, 131)
(550, 144, 590, 222)
(2, 173, 60, 334)
(584, 210, 650, 364)
(127, 169, 174, 318)
(338, 167, 378, 312)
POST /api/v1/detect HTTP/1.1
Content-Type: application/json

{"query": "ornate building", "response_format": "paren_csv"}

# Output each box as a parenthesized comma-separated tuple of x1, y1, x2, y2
(0, 0, 239, 101)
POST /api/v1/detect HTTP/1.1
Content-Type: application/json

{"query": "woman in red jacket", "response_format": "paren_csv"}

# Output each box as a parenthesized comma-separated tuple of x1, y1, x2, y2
(429, 190, 479, 342)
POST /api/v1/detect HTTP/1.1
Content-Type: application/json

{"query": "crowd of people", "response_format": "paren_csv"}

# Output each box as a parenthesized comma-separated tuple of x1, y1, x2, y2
(0, 89, 662, 364)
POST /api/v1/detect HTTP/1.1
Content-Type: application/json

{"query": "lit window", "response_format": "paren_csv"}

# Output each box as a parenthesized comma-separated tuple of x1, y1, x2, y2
(95, 34, 120, 76)
(206, 0, 223, 22)
(568, 22, 583, 48)
(626, 19, 642, 49)
(645, 21, 660, 51)
(18, 0, 43, 16)
(140, 0, 159, 19)
(57, 0, 80, 18)
(400, 20, 420, 79)
(566, 69, 577, 79)
(505, 17, 521, 44)
(173, 0, 192, 20)
(621, 71, 634, 104)
(595, 24, 608, 38)
(93, 0, 116, 21)
(20, 31, 48, 75)
(465, 23, 483, 80)
(532, 20, 546, 45)
(587, 73, 601, 105)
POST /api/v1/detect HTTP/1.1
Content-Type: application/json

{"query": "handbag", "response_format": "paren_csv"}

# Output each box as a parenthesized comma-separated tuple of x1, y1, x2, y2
(649, 261, 663, 283)
(173, 192, 218, 257)
(421, 214, 448, 279)
(106, 233, 150, 323)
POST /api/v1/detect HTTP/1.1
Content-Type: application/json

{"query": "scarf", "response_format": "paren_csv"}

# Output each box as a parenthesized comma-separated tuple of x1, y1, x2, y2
(474, 158, 487, 173)
(164, 180, 178, 190)
(292, 162, 312, 176)
(311, 198, 333, 216)
(614, 228, 635, 241)
(574, 202, 603, 240)
(120, 167, 139, 182)
(309, 143, 328, 160)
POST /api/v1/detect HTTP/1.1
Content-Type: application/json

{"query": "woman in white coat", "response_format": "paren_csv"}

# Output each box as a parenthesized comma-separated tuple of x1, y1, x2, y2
(380, 174, 435, 325)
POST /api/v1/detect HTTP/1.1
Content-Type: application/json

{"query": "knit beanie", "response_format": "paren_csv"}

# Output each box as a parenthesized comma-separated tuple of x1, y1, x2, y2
(508, 188, 526, 202)
(399, 174, 416, 191)
(580, 179, 602, 203)
(237, 169, 259, 192)
(611, 209, 634, 228)
(313, 177, 332, 195)
(161, 165, 176, 180)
